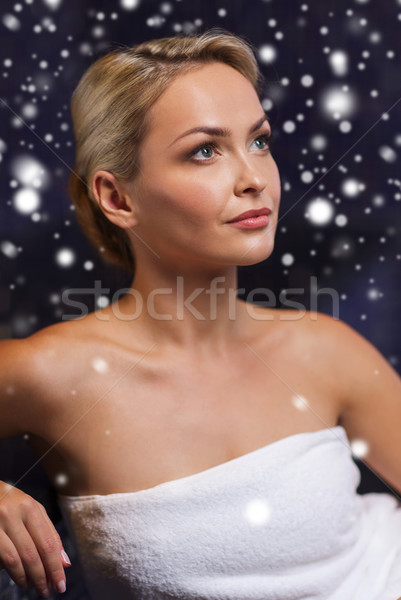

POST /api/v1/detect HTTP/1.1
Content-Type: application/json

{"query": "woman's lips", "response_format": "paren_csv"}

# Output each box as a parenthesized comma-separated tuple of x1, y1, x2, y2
(226, 207, 271, 229)
(227, 215, 269, 229)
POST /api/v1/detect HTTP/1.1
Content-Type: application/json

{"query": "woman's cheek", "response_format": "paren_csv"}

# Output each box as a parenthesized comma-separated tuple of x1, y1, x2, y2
(172, 182, 219, 216)
(270, 160, 282, 202)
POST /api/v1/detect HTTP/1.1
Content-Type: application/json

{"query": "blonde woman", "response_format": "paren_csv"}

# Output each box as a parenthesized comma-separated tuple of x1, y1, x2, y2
(1, 29, 401, 600)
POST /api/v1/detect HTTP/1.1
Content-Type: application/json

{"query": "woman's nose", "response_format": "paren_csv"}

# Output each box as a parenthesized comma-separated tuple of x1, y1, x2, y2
(233, 155, 268, 197)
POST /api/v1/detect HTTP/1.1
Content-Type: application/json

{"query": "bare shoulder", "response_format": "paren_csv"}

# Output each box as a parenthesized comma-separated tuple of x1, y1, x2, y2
(0, 316, 101, 438)
(265, 307, 399, 394)
(292, 309, 400, 402)
(0, 336, 38, 437)
(248, 304, 399, 406)
(0, 332, 54, 437)
(249, 304, 349, 359)
(22, 315, 112, 394)
(256, 305, 376, 355)
(261, 307, 401, 493)
(243, 306, 349, 406)
(322, 314, 401, 494)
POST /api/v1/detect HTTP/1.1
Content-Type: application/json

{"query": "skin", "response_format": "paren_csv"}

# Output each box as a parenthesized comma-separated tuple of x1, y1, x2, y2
(0, 61, 401, 597)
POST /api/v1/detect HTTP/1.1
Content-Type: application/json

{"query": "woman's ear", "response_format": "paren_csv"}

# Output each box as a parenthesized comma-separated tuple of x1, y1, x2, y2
(91, 170, 138, 229)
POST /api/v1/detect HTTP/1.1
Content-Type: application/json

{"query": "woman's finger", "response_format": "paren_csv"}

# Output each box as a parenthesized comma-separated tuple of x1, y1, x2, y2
(37, 503, 71, 568)
(0, 488, 70, 594)
(0, 530, 29, 592)
(24, 502, 68, 594)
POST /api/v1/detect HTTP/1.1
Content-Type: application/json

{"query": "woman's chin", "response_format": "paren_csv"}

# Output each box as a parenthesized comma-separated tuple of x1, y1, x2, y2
(234, 240, 276, 267)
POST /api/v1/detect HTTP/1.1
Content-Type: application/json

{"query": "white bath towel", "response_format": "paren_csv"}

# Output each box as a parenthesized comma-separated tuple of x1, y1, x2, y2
(59, 426, 401, 599)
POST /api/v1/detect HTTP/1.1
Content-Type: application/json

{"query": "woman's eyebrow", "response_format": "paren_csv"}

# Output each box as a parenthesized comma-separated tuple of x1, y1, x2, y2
(169, 114, 269, 147)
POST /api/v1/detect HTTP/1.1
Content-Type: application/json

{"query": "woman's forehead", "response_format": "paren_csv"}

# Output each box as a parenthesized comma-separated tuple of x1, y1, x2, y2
(144, 62, 263, 143)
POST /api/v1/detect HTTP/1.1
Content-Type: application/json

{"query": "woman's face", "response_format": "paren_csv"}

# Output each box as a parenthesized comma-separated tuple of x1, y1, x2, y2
(128, 61, 281, 271)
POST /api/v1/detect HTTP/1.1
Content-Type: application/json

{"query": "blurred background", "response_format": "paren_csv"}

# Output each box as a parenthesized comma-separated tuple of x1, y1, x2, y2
(0, 0, 400, 597)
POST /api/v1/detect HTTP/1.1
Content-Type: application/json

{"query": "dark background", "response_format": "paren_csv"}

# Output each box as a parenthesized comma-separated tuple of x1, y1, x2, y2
(0, 0, 400, 597)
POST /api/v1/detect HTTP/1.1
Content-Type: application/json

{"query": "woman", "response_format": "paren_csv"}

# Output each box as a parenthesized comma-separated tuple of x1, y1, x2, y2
(0, 29, 401, 600)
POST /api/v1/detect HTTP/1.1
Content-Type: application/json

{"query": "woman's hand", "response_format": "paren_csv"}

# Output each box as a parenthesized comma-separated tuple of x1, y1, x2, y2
(0, 482, 71, 598)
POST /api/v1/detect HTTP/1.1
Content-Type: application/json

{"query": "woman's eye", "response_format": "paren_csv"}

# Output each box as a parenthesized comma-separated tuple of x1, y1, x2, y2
(191, 144, 216, 160)
(251, 134, 271, 151)
(189, 134, 272, 162)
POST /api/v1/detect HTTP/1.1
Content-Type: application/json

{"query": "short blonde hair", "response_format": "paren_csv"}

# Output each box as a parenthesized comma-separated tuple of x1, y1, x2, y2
(69, 28, 264, 272)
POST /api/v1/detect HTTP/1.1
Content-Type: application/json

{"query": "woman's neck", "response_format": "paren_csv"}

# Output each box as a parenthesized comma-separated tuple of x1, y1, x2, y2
(111, 264, 253, 354)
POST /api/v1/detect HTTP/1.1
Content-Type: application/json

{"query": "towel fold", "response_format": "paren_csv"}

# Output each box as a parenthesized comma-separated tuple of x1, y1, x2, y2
(59, 426, 401, 599)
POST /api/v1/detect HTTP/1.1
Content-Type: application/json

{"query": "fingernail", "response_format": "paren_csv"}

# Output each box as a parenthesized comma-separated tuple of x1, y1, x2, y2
(40, 589, 50, 599)
(56, 580, 67, 594)
(61, 549, 71, 566)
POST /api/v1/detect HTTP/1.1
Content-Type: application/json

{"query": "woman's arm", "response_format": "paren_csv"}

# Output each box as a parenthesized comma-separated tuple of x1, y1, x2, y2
(0, 339, 70, 597)
(322, 317, 401, 496)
